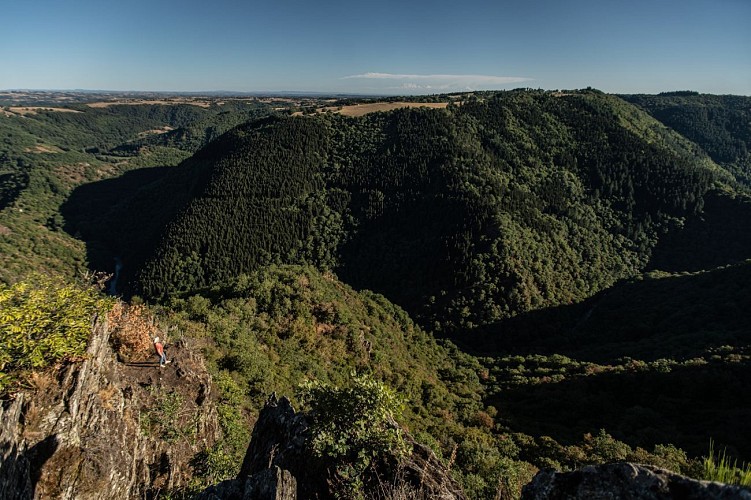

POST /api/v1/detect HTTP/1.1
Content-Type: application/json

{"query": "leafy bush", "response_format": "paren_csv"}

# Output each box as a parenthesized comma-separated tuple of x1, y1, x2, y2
(189, 371, 251, 485)
(207, 371, 252, 481)
(298, 374, 412, 497)
(452, 428, 536, 499)
(0, 274, 113, 393)
(138, 386, 199, 443)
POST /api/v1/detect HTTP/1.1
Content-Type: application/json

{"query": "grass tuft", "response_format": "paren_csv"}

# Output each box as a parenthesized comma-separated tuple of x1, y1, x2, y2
(703, 439, 751, 487)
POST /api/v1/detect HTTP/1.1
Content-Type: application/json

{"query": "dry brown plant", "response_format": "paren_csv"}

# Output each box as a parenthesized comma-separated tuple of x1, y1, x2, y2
(26, 371, 55, 393)
(108, 302, 160, 360)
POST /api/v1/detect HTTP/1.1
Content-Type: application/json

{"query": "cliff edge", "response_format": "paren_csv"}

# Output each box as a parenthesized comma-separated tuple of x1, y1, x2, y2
(0, 318, 219, 499)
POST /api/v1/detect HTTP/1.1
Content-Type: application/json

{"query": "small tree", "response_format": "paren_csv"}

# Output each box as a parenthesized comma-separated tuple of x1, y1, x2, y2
(298, 374, 412, 498)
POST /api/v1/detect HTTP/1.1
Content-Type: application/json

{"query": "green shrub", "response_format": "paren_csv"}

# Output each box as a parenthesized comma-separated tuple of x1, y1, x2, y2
(298, 374, 412, 498)
(139, 389, 197, 444)
(203, 371, 251, 481)
(0, 274, 113, 393)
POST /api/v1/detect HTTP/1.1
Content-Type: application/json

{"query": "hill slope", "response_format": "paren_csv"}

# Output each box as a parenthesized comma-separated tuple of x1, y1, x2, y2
(127, 90, 726, 334)
(622, 93, 751, 187)
(0, 101, 275, 284)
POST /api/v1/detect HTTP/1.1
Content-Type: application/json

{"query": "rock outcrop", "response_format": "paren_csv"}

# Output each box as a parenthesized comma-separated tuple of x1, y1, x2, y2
(199, 394, 466, 499)
(0, 318, 219, 499)
(522, 462, 751, 499)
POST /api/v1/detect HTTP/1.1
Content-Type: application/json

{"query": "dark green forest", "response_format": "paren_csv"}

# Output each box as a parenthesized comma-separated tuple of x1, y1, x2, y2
(115, 91, 726, 335)
(622, 93, 751, 187)
(0, 100, 276, 283)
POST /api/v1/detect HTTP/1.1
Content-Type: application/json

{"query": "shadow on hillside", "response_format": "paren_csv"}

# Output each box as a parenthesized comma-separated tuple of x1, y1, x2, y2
(0, 171, 28, 211)
(61, 163, 208, 295)
(493, 358, 751, 462)
(465, 260, 751, 364)
(458, 193, 751, 363)
(61, 167, 175, 293)
(648, 192, 751, 273)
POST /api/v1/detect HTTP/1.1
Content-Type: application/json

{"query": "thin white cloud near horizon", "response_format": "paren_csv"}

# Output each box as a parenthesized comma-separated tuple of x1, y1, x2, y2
(341, 72, 533, 92)
(343, 72, 532, 84)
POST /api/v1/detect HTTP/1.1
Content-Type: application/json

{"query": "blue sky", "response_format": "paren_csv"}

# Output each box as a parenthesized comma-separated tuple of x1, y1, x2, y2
(1, 0, 749, 94)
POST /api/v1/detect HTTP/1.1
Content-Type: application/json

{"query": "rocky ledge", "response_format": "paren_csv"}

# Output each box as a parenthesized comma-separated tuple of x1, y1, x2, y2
(522, 462, 751, 500)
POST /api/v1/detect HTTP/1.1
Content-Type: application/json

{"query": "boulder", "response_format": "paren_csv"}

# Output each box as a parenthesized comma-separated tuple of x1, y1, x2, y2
(198, 466, 296, 500)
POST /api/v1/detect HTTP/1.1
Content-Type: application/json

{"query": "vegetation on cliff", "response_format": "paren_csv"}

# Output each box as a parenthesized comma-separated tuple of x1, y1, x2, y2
(299, 375, 412, 497)
(0, 274, 113, 393)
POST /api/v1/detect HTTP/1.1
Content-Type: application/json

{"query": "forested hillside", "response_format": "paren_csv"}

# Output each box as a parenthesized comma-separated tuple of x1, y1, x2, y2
(0, 101, 274, 283)
(127, 90, 728, 334)
(152, 264, 709, 497)
(622, 93, 751, 187)
(461, 257, 751, 461)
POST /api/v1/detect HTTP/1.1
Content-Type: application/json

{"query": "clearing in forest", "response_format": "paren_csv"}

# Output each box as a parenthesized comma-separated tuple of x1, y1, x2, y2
(7, 106, 82, 115)
(335, 101, 449, 116)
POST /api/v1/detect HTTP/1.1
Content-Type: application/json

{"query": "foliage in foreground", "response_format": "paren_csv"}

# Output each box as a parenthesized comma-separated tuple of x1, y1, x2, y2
(162, 265, 491, 486)
(160, 265, 715, 499)
(299, 375, 412, 497)
(704, 440, 751, 487)
(0, 274, 113, 393)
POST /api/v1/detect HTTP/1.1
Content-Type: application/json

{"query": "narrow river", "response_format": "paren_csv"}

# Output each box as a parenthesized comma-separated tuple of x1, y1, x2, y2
(109, 257, 123, 295)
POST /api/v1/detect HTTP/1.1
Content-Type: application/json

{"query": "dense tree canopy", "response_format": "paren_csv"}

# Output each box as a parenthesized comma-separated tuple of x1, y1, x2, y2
(131, 91, 724, 334)
(622, 93, 751, 186)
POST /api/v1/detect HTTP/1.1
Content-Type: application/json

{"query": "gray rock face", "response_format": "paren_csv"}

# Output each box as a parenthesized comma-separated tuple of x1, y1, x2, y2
(522, 462, 751, 500)
(0, 319, 219, 500)
(198, 466, 296, 500)
(244, 467, 297, 500)
(238, 394, 326, 498)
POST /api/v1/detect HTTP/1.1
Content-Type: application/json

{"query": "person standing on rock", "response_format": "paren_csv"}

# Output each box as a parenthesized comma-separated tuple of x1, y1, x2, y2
(153, 336, 170, 368)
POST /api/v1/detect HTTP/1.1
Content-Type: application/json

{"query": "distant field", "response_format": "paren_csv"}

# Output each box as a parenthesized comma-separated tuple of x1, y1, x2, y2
(292, 101, 450, 117)
(336, 101, 449, 116)
(137, 125, 175, 138)
(87, 99, 211, 108)
(7, 106, 82, 115)
(24, 144, 63, 154)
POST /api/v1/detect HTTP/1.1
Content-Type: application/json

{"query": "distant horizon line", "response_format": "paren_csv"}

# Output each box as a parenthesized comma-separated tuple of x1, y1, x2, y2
(0, 88, 385, 97)
(1, 88, 748, 97)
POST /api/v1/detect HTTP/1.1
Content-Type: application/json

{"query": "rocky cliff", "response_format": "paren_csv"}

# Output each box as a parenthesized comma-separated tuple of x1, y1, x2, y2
(0, 318, 219, 499)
